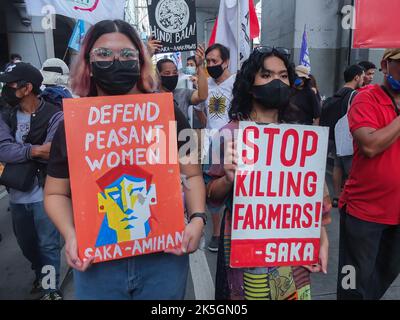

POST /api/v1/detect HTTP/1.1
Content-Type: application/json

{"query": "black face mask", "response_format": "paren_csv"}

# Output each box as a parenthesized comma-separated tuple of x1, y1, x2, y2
(252, 79, 291, 110)
(207, 64, 225, 79)
(1, 86, 22, 107)
(91, 60, 140, 96)
(161, 75, 179, 92)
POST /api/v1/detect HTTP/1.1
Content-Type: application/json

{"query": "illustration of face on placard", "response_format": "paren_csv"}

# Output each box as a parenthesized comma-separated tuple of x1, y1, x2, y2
(95, 165, 157, 247)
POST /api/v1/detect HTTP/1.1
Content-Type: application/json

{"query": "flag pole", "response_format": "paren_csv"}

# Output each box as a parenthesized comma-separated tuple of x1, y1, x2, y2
(237, 0, 241, 72)
(62, 47, 69, 62)
(347, 0, 355, 65)
(30, 25, 42, 66)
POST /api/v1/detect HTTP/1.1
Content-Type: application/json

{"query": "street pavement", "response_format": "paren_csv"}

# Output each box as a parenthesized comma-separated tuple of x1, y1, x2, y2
(1, 177, 400, 300)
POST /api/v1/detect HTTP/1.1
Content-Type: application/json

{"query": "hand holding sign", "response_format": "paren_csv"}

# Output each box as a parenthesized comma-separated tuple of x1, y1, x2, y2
(65, 233, 94, 272)
(224, 141, 238, 184)
(195, 44, 206, 68)
(147, 36, 163, 57)
(303, 226, 329, 274)
(165, 218, 204, 256)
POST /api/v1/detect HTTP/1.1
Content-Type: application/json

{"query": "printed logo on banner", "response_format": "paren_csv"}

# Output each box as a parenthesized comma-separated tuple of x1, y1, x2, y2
(156, 0, 190, 33)
(63, 93, 185, 263)
(230, 122, 329, 268)
(67, 0, 100, 11)
(25, 0, 126, 27)
(147, 0, 197, 53)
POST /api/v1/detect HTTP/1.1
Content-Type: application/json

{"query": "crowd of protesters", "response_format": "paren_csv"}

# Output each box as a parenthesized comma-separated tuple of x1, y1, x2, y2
(0, 19, 399, 301)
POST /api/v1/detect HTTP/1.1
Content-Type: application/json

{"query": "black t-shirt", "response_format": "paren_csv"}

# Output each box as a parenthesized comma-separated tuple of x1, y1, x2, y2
(47, 105, 191, 179)
(291, 84, 321, 125)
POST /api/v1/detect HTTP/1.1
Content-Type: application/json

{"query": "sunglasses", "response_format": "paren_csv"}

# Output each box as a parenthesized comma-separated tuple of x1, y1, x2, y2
(253, 46, 291, 60)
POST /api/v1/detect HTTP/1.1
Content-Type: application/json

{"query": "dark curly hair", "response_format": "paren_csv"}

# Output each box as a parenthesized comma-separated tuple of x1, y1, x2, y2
(229, 49, 304, 124)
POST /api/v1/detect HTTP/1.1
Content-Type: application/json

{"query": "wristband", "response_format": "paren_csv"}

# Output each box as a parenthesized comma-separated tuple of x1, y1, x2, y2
(189, 212, 207, 226)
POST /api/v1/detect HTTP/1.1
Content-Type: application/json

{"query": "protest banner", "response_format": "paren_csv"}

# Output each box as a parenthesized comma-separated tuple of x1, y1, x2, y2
(147, 0, 197, 53)
(353, 0, 400, 48)
(230, 122, 329, 268)
(63, 93, 185, 263)
(25, 0, 125, 25)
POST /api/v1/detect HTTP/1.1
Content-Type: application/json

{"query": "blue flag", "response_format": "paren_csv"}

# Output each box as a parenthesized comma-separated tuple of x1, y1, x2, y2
(299, 25, 311, 71)
(68, 20, 88, 52)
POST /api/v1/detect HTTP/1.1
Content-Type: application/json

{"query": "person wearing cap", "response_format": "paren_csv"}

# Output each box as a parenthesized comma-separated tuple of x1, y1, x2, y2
(0, 62, 63, 300)
(40, 58, 73, 108)
(291, 65, 321, 125)
(337, 49, 400, 300)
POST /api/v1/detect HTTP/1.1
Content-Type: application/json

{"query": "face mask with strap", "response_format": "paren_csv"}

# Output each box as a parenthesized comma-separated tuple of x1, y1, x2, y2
(381, 85, 400, 116)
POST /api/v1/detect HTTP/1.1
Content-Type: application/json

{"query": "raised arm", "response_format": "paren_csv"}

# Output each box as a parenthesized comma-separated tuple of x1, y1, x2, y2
(190, 45, 208, 105)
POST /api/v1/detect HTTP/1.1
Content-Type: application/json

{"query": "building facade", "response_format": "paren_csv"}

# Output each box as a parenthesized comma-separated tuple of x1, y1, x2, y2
(0, 0, 384, 96)
(0, 0, 76, 70)
(261, 0, 384, 97)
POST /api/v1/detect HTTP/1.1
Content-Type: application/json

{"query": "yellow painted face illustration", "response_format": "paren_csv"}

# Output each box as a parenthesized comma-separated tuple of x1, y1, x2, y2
(208, 95, 227, 120)
(98, 175, 154, 243)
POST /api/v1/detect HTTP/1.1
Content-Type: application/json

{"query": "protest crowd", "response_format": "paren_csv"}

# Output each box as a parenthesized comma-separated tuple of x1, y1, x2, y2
(0, 0, 400, 303)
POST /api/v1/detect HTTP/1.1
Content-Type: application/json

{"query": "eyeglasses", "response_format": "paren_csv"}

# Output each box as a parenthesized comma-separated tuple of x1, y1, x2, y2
(90, 47, 139, 68)
(253, 46, 291, 60)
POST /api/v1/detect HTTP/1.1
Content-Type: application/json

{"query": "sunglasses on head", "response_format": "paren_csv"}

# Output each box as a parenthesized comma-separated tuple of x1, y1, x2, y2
(253, 46, 291, 60)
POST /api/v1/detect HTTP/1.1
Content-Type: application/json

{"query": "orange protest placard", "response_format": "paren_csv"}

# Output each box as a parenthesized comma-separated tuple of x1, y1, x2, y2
(63, 93, 185, 263)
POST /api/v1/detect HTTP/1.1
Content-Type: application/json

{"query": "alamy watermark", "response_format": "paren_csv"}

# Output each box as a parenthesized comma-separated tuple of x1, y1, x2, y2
(341, 5, 356, 30)
(40, 5, 56, 30)
(41, 265, 57, 290)
(341, 265, 356, 290)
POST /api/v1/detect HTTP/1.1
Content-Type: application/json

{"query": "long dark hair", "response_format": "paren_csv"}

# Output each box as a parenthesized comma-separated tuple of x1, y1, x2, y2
(229, 49, 303, 123)
(70, 20, 154, 97)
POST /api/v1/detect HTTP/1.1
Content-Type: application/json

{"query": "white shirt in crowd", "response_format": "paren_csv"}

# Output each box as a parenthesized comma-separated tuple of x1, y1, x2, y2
(195, 74, 236, 159)
(196, 74, 236, 131)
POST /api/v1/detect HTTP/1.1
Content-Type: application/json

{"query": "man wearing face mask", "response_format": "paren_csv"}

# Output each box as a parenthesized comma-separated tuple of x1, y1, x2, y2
(337, 49, 400, 300)
(0, 63, 63, 300)
(198, 43, 235, 253)
(198, 44, 235, 135)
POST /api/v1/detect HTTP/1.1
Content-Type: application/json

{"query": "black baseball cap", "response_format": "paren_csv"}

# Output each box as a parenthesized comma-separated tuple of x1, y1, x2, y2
(0, 62, 43, 93)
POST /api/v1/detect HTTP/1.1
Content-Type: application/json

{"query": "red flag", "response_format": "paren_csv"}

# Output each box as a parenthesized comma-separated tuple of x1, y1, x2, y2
(209, 18, 218, 47)
(208, 0, 260, 47)
(249, 0, 260, 40)
(353, 0, 400, 48)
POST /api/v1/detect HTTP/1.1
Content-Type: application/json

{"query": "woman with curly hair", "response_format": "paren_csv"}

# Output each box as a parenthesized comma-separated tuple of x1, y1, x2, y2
(204, 47, 331, 300)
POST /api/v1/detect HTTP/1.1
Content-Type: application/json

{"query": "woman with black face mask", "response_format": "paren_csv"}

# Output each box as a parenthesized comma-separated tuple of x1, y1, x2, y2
(204, 48, 331, 300)
(157, 45, 208, 125)
(43, 20, 206, 300)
